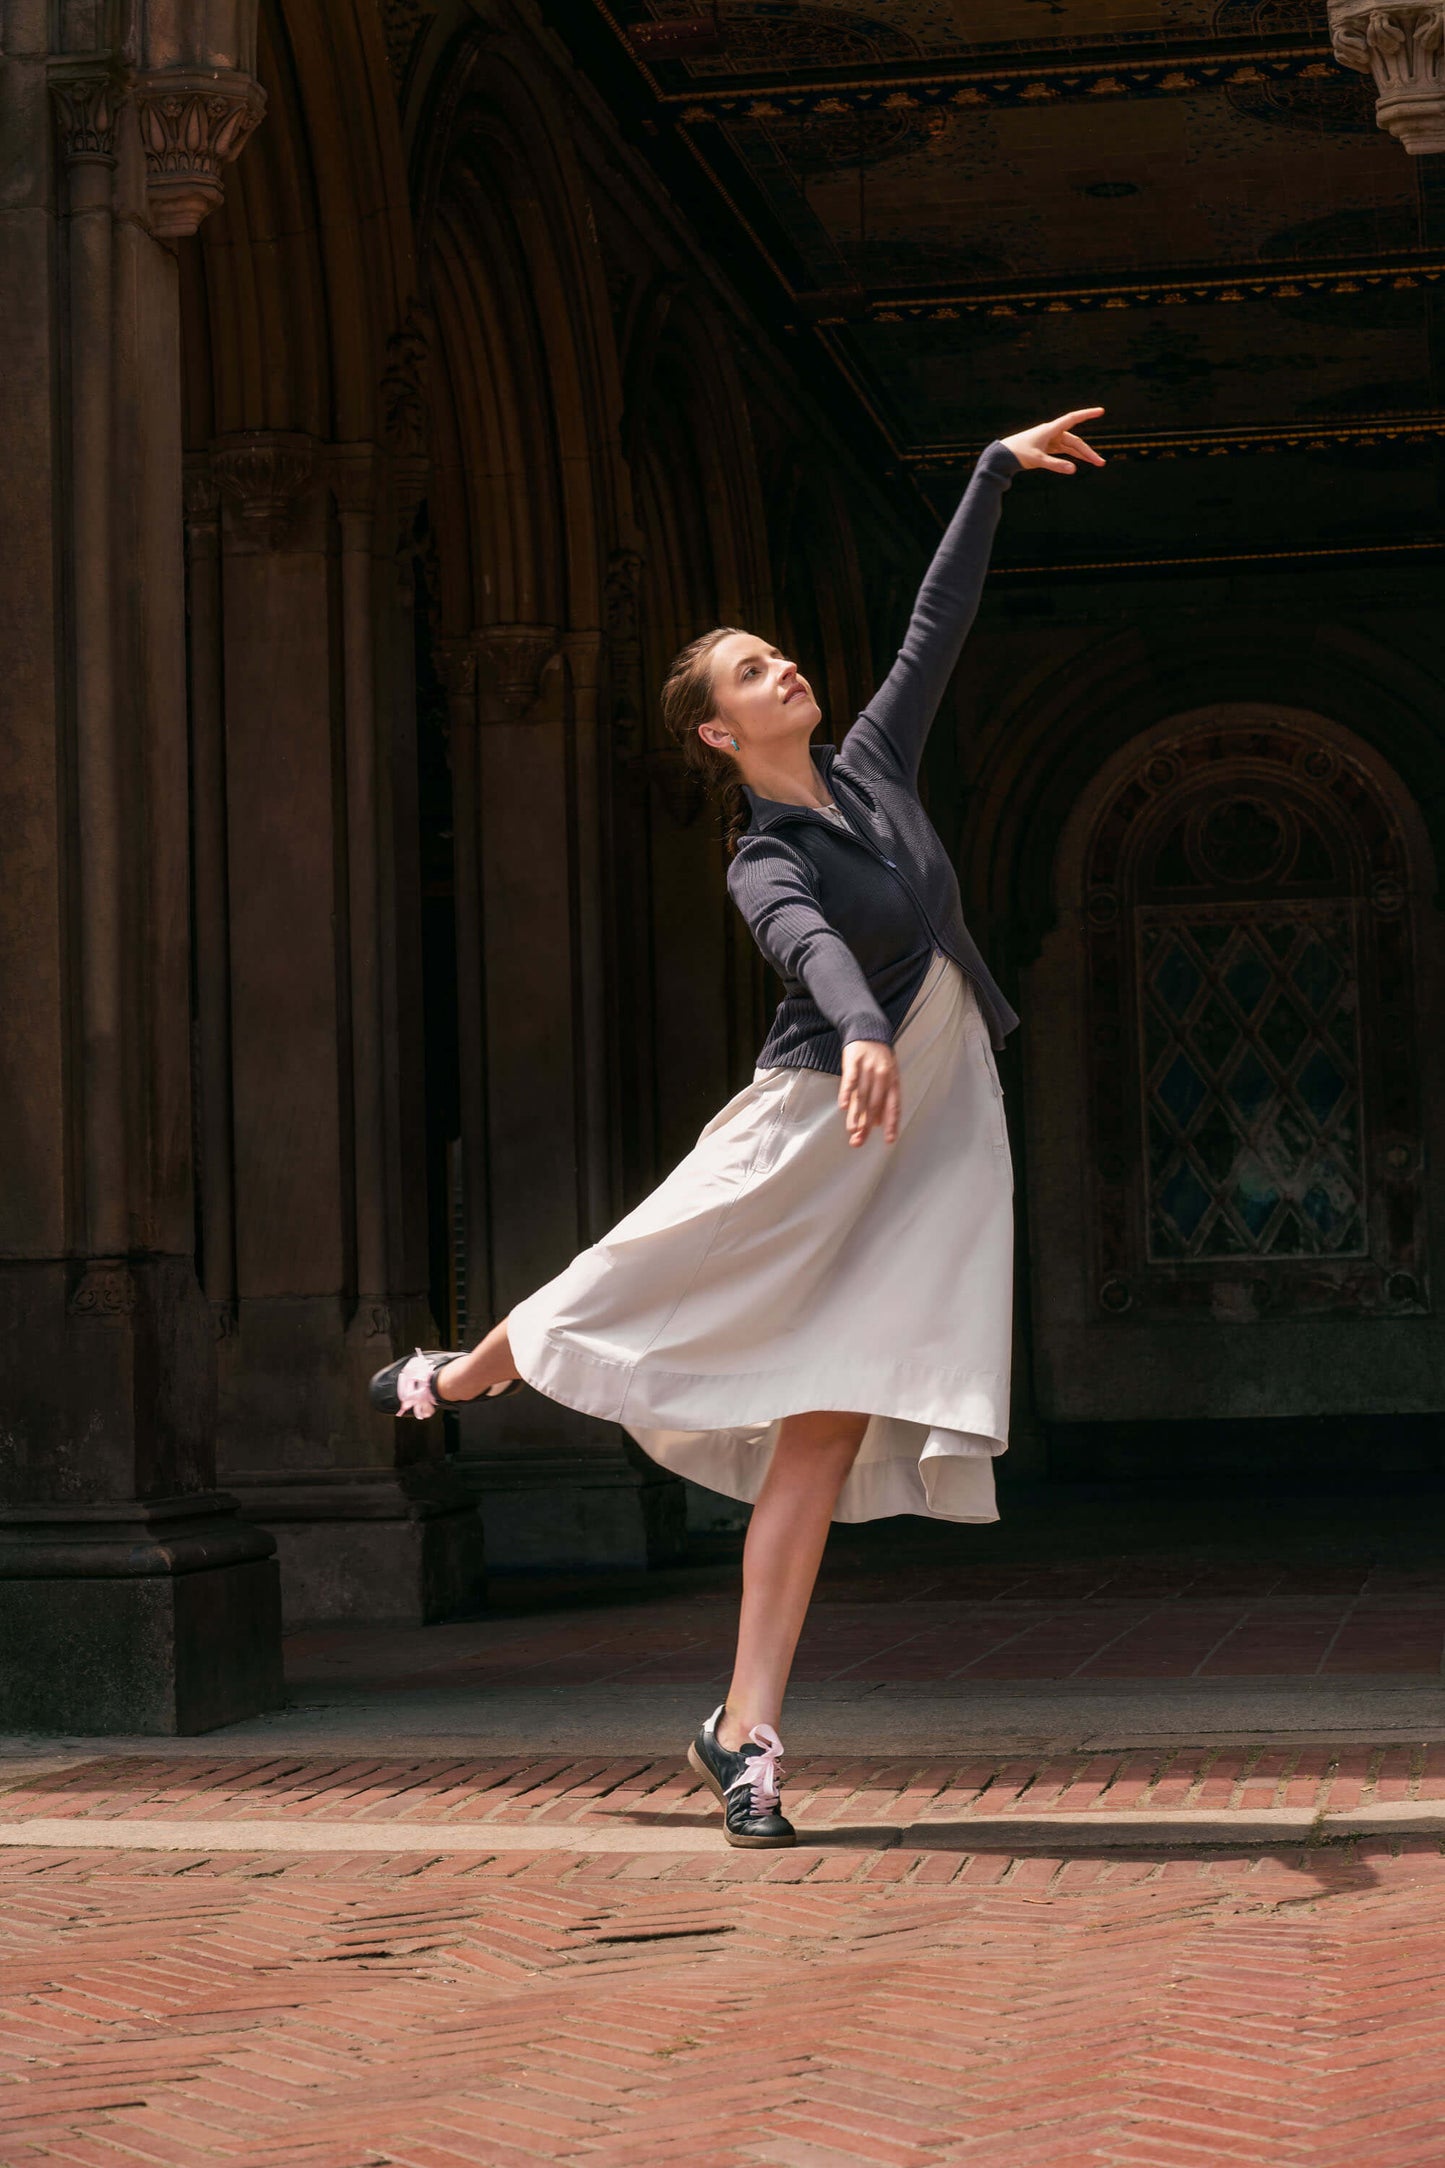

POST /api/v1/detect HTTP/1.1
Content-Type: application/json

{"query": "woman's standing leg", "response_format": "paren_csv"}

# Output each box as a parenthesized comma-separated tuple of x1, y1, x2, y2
(715, 1410, 868, 1751)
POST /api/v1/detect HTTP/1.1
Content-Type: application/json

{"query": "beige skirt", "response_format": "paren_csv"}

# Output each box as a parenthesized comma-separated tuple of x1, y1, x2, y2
(508, 953, 1013, 1524)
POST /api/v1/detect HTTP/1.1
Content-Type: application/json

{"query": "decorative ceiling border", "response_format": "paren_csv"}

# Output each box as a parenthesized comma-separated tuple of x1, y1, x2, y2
(663, 33, 1340, 121)
(792, 252, 1445, 327)
(907, 413, 1445, 470)
(989, 538, 1445, 583)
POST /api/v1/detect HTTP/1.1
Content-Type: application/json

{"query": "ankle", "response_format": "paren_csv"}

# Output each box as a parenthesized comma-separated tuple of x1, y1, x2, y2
(434, 1358, 465, 1404)
(717, 1705, 777, 1753)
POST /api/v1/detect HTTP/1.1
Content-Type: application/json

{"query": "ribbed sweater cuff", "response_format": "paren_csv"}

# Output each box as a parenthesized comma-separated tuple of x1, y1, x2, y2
(839, 1013, 894, 1049)
(977, 440, 1020, 481)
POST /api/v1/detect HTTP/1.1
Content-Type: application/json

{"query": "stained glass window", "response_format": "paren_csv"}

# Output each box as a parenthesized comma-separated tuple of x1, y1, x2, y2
(1141, 906, 1364, 1261)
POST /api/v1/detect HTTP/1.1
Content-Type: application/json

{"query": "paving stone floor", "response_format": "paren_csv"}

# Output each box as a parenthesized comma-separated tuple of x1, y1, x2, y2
(4, 1492, 1445, 2163)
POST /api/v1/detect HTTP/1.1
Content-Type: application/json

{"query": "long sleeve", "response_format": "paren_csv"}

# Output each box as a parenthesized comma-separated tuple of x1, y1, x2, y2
(843, 439, 1019, 784)
(728, 833, 894, 1047)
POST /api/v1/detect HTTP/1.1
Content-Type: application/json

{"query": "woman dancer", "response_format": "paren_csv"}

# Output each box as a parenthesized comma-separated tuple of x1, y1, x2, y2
(372, 409, 1104, 1846)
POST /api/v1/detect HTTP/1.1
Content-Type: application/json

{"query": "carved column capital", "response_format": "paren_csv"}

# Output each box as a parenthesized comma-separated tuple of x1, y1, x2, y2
(50, 67, 126, 166)
(473, 625, 562, 724)
(1329, 3, 1445, 154)
(330, 443, 380, 523)
(68, 1259, 138, 1319)
(134, 67, 267, 238)
(210, 430, 315, 549)
(435, 640, 478, 702)
(183, 454, 221, 561)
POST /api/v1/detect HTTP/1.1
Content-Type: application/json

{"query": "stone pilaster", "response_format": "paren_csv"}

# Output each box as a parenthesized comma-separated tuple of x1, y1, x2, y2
(0, 32, 281, 1730)
(209, 429, 479, 1627)
(441, 621, 685, 1573)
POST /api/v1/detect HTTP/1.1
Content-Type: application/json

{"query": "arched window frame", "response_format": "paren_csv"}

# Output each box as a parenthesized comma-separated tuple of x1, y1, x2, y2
(1082, 711, 1427, 1322)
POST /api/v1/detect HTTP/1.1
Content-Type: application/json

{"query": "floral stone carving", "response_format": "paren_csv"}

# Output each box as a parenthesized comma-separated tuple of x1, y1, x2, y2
(135, 67, 267, 237)
(1329, 2, 1445, 153)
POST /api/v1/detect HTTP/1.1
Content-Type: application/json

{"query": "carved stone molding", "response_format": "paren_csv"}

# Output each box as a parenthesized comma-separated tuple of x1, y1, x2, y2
(381, 0, 439, 94)
(210, 431, 315, 549)
(474, 625, 561, 723)
(50, 69, 125, 165)
(1330, 3, 1445, 152)
(134, 67, 267, 237)
(68, 1259, 137, 1318)
(382, 300, 432, 460)
(604, 547, 646, 759)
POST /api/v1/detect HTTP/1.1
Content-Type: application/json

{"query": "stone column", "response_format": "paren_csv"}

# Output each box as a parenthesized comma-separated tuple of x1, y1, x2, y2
(1330, 3, 1445, 153)
(212, 437, 482, 1626)
(184, 456, 237, 1323)
(333, 447, 392, 1346)
(436, 639, 493, 1341)
(0, 12, 280, 1733)
(447, 624, 686, 1572)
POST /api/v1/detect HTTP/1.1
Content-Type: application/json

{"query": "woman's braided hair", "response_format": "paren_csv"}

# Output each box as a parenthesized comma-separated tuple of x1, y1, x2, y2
(660, 628, 749, 857)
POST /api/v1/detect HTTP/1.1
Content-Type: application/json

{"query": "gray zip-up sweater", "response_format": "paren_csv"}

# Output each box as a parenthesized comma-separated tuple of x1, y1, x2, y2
(728, 439, 1021, 1073)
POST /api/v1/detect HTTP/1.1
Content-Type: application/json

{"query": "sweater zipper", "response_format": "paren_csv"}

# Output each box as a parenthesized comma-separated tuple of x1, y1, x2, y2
(784, 803, 952, 961)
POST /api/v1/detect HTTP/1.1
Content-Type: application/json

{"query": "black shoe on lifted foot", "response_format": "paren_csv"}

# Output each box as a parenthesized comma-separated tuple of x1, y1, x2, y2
(687, 1703, 796, 1848)
(369, 1349, 522, 1418)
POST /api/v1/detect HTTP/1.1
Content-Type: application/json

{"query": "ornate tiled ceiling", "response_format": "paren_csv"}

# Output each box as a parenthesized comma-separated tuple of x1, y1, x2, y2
(569, 1, 1445, 571)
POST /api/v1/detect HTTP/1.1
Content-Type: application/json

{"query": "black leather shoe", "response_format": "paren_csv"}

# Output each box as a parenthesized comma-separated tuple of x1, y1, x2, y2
(687, 1703, 795, 1848)
(369, 1349, 522, 1418)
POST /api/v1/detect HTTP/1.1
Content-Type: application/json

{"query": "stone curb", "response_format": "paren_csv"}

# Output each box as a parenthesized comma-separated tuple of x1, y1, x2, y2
(2, 1804, 1444, 1855)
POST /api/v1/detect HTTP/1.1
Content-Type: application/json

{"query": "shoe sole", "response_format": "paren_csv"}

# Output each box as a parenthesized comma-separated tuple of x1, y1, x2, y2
(687, 1741, 797, 1849)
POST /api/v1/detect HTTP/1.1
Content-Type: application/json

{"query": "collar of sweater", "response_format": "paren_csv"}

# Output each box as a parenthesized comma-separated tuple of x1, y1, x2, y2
(740, 741, 843, 835)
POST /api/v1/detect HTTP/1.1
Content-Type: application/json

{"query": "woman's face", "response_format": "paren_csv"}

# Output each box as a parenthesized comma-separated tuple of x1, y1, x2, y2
(696, 632, 821, 758)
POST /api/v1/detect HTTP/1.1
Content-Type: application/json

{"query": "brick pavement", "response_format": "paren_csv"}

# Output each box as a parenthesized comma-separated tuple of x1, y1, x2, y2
(2, 1833, 1443, 2166)
(6, 1741, 1445, 1831)
(5, 1529, 1445, 2162)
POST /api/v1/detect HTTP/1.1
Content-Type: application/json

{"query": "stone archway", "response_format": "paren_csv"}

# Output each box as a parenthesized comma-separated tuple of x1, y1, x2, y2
(1021, 704, 1445, 1469)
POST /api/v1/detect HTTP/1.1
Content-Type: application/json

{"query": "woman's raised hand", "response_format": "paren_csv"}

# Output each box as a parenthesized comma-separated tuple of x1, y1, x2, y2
(839, 1040, 901, 1149)
(1001, 408, 1106, 475)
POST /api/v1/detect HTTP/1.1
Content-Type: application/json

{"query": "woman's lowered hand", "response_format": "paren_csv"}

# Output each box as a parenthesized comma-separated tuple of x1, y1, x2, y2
(1001, 408, 1106, 475)
(839, 1040, 901, 1148)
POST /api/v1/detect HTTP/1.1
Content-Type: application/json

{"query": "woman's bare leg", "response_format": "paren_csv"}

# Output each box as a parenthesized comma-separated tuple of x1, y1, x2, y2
(716, 1410, 868, 1752)
(434, 1320, 518, 1403)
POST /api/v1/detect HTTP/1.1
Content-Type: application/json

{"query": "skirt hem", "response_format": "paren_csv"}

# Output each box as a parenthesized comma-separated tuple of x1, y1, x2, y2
(511, 1319, 1008, 1453)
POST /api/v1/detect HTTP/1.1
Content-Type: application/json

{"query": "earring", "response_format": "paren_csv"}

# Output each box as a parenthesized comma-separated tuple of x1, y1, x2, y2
(730, 736, 739, 751)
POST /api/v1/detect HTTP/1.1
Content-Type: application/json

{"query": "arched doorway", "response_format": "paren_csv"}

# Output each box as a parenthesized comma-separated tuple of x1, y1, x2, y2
(1024, 704, 1445, 1480)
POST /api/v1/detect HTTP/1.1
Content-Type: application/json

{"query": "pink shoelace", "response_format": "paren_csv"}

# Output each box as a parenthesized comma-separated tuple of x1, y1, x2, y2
(395, 1351, 440, 1421)
(725, 1724, 785, 1814)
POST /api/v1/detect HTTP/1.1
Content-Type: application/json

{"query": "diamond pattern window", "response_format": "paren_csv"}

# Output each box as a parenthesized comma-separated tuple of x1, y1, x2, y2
(1080, 714, 1426, 1321)
(1142, 908, 1363, 1261)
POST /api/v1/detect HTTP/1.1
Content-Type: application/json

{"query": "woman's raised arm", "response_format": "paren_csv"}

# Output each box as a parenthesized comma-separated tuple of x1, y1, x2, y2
(844, 408, 1104, 783)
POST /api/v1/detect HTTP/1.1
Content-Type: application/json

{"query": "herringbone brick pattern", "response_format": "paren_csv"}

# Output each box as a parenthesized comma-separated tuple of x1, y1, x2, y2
(6, 1742, 1445, 1831)
(1, 1835, 1442, 2165)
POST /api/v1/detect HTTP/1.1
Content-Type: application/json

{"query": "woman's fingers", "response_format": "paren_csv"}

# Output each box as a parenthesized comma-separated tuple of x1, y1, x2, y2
(883, 1071, 901, 1145)
(1058, 430, 1106, 466)
(838, 1044, 901, 1146)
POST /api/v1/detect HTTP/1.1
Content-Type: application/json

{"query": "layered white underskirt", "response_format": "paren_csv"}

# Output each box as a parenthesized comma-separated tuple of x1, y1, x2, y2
(509, 953, 1014, 1524)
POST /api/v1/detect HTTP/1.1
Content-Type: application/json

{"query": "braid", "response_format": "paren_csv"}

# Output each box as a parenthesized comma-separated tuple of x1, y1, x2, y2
(660, 627, 750, 857)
